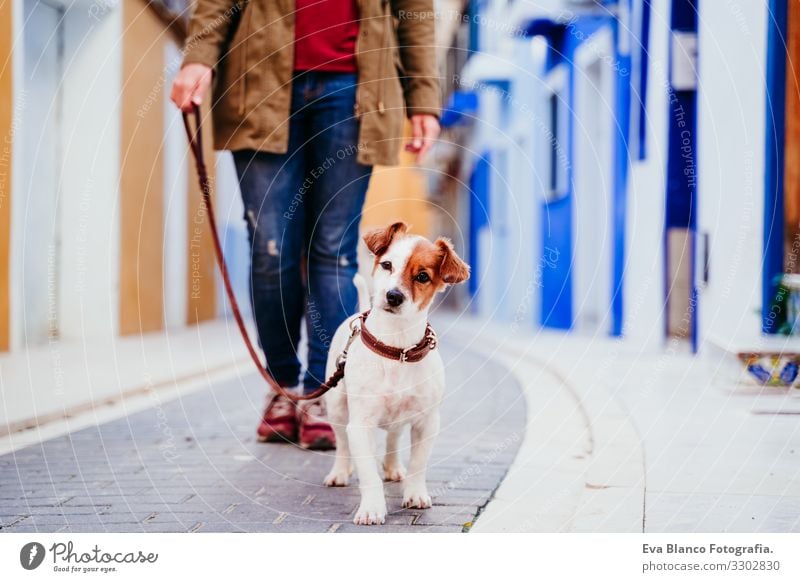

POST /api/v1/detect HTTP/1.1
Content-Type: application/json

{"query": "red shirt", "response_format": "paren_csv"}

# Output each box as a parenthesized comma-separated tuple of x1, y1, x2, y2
(294, 0, 360, 72)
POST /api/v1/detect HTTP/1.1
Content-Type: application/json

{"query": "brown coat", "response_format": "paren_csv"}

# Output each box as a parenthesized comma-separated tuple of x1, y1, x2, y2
(183, 0, 441, 166)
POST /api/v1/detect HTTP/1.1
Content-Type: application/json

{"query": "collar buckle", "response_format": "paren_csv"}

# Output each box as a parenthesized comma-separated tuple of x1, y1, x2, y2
(399, 347, 411, 363)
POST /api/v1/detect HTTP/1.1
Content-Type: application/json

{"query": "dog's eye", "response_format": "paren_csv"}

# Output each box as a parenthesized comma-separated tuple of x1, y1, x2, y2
(415, 272, 431, 283)
(380, 261, 392, 271)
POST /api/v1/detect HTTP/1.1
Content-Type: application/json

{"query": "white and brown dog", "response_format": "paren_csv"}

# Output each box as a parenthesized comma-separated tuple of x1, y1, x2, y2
(323, 222, 470, 525)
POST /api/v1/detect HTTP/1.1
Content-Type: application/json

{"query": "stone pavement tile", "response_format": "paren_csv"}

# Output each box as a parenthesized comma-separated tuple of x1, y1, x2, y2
(3, 496, 71, 508)
(333, 523, 460, 533)
(97, 493, 208, 505)
(221, 500, 359, 521)
(0, 525, 56, 533)
(185, 523, 252, 533)
(136, 513, 224, 528)
(64, 524, 190, 533)
(426, 473, 508, 492)
(646, 492, 800, 533)
(428, 492, 495, 506)
(194, 519, 332, 533)
(16, 516, 71, 528)
(188, 513, 344, 533)
(90, 525, 179, 533)
(408, 505, 480, 527)
(27, 506, 111, 516)
(0, 516, 31, 530)
(0, 344, 523, 532)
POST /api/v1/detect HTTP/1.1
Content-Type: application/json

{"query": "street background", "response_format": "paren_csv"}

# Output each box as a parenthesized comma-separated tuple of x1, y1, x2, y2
(1, 0, 799, 533)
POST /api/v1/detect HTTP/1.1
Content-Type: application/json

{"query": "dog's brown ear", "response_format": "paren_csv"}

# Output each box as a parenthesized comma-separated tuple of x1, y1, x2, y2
(435, 238, 470, 285)
(363, 222, 409, 256)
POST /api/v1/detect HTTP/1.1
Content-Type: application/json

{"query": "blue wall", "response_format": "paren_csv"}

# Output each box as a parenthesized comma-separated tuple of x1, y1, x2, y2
(762, 0, 787, 334)
(538, 15, 629, 335)
(612, 19, 632, 337)
(469, 152, 491, 302)
(663, 0, 699, 349)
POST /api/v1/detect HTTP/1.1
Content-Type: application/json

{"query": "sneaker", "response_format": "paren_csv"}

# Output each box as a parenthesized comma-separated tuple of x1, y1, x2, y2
(297, 399, 336, 450)
(257, 393, 298, 443)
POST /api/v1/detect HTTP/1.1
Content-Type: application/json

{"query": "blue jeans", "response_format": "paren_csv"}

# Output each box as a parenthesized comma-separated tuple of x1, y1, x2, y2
(233, 72, 372, 393)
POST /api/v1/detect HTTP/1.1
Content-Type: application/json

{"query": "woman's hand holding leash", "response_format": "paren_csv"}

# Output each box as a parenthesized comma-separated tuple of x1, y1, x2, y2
(171, 64, 213, 112)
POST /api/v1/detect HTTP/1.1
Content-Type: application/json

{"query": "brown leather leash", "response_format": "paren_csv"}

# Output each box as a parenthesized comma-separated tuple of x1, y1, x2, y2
(182, 104, 343, 402)
(181, 104, 438, 401)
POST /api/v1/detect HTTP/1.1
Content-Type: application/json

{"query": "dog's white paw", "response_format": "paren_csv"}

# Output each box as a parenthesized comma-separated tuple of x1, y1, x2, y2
(383, 463, 406, 482)
(353, 501, 387, 525)
(402, 487, 432, 509)
(323, 467, 351, 487)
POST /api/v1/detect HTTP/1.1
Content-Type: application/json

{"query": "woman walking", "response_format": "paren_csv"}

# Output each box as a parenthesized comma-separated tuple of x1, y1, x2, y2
(171, 0, 440, 449)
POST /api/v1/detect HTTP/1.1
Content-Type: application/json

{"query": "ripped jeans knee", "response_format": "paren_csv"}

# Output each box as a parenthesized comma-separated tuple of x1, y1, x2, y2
(245, 213, 297, 283)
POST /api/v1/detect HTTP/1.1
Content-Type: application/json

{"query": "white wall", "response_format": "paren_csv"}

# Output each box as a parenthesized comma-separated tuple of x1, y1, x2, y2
(14, 0, 62, 348)
(504, 39, 543, 330)
(58, 3, 122, 341)
(623, 0, 670, 351)
(11, 0, 122, 348)
(214, 151, 249, 318)
(163, 41, 189, 328)
(572, 26, 615, 334)
(696, 0, 767, 349)
(473, 86, 502, 318)
(459, 41, 540, 323)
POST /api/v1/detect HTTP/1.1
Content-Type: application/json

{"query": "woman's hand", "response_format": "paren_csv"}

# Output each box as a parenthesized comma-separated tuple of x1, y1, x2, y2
(170, 64, 213, 112)
(406, 114, 440, 162)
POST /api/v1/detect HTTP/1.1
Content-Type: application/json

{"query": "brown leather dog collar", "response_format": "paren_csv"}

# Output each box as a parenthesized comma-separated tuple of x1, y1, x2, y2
(357, 310, 438, 363)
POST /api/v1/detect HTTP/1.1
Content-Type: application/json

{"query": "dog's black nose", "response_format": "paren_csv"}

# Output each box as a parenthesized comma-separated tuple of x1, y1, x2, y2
(386, 289, 405, 307)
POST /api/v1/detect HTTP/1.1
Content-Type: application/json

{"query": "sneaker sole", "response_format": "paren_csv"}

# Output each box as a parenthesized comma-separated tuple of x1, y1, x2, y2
(257, 430, 296, 444)
(300, 436, 336, 450)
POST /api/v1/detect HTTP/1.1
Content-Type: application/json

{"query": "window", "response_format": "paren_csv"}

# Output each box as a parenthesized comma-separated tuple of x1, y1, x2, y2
(544, 68, 568, 201)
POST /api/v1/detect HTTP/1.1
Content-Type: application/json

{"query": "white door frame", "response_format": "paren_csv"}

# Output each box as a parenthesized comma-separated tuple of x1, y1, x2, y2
(15, 0, 64, 347)
(572, 26, 615, 334)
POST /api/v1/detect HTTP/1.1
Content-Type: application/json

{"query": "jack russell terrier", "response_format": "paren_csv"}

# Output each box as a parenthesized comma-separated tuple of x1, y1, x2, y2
(322, 222, 470, 525)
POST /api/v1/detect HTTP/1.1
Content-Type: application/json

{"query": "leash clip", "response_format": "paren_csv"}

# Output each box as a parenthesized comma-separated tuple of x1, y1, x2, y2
(337, 317, 363, 369)
(399, 347, 411, 364)
(426, 328, 438, 350)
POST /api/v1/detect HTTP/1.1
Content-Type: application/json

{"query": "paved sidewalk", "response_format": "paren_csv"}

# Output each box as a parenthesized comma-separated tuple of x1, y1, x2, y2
(0, 343, 524, 533)
(0, 319, 250, 434)
(436, 313, 800, 533)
